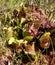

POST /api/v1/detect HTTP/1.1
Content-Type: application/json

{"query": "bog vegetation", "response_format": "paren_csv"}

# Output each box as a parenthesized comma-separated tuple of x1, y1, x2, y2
(0, 0, 55, 65)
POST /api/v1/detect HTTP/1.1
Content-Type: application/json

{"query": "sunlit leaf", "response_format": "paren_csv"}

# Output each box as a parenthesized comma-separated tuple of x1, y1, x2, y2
(39, 32, 51, 49)
(8, 37, 16, 44)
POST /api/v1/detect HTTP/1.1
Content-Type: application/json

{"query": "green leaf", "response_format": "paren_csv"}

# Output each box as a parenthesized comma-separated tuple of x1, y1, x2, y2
(21, 18, 26, 25)
(8, 37, 16, 44)
(24, 36, 33, 41)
